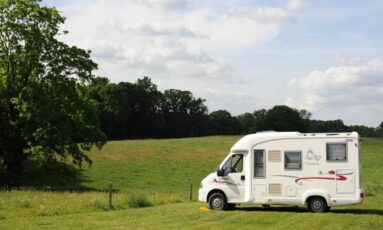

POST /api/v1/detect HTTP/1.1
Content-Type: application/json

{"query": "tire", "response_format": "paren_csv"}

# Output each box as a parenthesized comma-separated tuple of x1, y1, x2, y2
(308, 197, 327, 213)
(208, 193, 227, 210)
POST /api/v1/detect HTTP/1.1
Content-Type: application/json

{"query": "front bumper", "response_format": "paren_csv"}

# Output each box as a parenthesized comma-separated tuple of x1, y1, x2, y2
(198, 188, 207, 202)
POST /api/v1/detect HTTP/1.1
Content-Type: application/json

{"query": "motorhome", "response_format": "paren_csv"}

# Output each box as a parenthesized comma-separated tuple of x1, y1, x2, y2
(198, 131, 364, 212)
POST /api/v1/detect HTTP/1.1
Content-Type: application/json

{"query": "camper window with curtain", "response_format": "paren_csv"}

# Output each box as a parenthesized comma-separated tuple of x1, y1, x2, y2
(327, 143, 347, 161)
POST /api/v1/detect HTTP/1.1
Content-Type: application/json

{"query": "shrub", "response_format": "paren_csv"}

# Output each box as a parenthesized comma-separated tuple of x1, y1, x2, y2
(126, 194, 153, 208)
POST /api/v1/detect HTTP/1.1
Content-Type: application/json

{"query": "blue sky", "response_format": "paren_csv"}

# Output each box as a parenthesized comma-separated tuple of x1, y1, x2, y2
(45, 0, 383, 126)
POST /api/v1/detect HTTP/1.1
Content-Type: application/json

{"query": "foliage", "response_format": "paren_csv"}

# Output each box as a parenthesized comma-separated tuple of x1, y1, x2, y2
(208, 110, 240, 135)
(95, 77, 164, 139)
(89, 77, 208, 139)
(0, 0, 106, 184)
(160, 89, 208, 137)
(237, 112, 257, 134)
(88, 77, 383, 138)
(126, 193, 153, 208)
(262, 105, 305, 131)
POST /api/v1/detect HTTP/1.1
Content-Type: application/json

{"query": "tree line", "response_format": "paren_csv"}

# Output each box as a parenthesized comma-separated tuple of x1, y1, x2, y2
(88, 76, 383, 140)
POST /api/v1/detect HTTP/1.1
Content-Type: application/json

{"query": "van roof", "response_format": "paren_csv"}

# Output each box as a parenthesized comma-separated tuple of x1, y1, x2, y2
(230, 131, 359, 152)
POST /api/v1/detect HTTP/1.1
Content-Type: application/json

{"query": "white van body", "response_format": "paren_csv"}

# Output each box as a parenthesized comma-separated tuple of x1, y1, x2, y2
(198, 132, 364, 212)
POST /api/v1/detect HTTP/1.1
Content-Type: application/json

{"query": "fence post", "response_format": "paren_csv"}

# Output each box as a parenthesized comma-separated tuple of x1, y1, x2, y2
(189, 182, 193, 201)
(108, 183, 113, 210)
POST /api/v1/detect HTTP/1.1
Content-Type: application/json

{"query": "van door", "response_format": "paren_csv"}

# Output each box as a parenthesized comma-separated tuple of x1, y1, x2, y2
(220, 154, 246, 203)
(336, 169, 355, 193)
(253, 149, 267, 203)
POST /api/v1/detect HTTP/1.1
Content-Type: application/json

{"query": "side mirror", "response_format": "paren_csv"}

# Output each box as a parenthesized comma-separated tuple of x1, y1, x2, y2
(217, 167, 224, 177)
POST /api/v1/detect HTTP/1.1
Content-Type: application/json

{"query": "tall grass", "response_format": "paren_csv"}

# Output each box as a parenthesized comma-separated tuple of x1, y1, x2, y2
(0, 190, 187, 219)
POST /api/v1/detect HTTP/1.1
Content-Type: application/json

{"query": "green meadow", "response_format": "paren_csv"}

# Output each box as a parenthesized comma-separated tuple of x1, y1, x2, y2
(0, 136, 382, 229)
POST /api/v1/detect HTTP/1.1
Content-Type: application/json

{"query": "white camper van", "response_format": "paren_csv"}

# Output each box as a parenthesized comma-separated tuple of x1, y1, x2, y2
(198, 131, 364, 212)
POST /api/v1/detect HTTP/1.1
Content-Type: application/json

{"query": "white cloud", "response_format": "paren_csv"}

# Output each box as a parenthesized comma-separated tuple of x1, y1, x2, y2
(54, 0, 310, 118)
(287, 0, 308, 11)
(228, 6, 293, 23)
(286, 58, 383, 126)
(134, 0, 188, 9)
(54, 0, 300, 92)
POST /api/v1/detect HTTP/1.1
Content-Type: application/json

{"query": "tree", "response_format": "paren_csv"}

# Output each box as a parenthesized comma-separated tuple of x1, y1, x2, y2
(160, 89, 208, 137)
(237, 112, 256, 134)
(308, 119, 349, 133)
(132, 77, 163, 138)
(90, 77, 163, 140)
(0, 0, 106, 184)
(208, 110, 241, 135)
(95, 82, 133, 140)
(252, 109, 267, 132)
(263, 105, 304, 131)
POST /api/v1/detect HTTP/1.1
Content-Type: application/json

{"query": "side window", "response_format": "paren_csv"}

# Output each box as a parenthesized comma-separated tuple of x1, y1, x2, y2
(222, 154, 243, 175)
(231, 154, 243, 173)
(285, 151, 302, 170)
(327, 143, 347, 161)
(254, 150, 265, 178)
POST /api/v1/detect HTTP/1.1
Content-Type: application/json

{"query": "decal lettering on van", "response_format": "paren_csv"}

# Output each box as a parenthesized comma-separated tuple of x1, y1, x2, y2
(304, 149, 321, 166)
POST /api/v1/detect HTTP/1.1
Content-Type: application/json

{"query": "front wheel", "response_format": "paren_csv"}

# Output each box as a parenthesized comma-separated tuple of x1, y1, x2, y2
(208, 193, 227, 210)
(308, 197, 327, 213)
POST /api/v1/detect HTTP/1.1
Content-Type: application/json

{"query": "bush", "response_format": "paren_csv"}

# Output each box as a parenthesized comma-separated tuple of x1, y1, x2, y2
(126, 194, 153, 208)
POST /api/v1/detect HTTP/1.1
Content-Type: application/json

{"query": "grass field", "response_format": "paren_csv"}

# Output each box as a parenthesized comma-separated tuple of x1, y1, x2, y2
(0, 136, 382, 229)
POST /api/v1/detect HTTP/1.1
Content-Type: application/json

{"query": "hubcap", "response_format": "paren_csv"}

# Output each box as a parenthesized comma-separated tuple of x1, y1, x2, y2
(213, 197, 223, 208)
(312, 200, 322, 210)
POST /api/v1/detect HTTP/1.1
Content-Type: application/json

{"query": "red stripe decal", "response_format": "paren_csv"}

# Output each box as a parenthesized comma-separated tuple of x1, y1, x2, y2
(295, 175, 346, 183)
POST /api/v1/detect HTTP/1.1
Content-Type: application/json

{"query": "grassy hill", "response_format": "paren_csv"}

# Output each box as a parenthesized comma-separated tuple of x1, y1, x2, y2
(0, 136, 382, 229)
(83, 136, 239, 193)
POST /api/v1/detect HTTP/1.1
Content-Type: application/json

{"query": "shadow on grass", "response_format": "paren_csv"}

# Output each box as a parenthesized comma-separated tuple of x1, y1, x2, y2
(236, 206, 383, 216)
(3, 160, 110, 192)
(236, 206, 307, 213)
(331, 209, 383, 215)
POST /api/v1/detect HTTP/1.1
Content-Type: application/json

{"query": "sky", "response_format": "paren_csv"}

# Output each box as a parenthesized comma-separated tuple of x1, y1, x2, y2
(44, 0, 383, 127)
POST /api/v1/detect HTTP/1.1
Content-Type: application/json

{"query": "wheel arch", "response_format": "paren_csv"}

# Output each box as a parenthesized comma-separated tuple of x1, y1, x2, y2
(302, 190, 331, 207)
(207, 189, 227, 203)
(302, 193, 331, 207)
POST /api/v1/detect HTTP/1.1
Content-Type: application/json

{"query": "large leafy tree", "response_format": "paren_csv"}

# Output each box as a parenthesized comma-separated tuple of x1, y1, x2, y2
(0, 0, 106, 184)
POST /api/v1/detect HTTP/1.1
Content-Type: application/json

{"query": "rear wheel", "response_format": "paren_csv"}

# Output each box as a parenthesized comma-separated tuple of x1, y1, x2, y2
(308, 197, 327, 213)
(208, 193, 227, 210)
